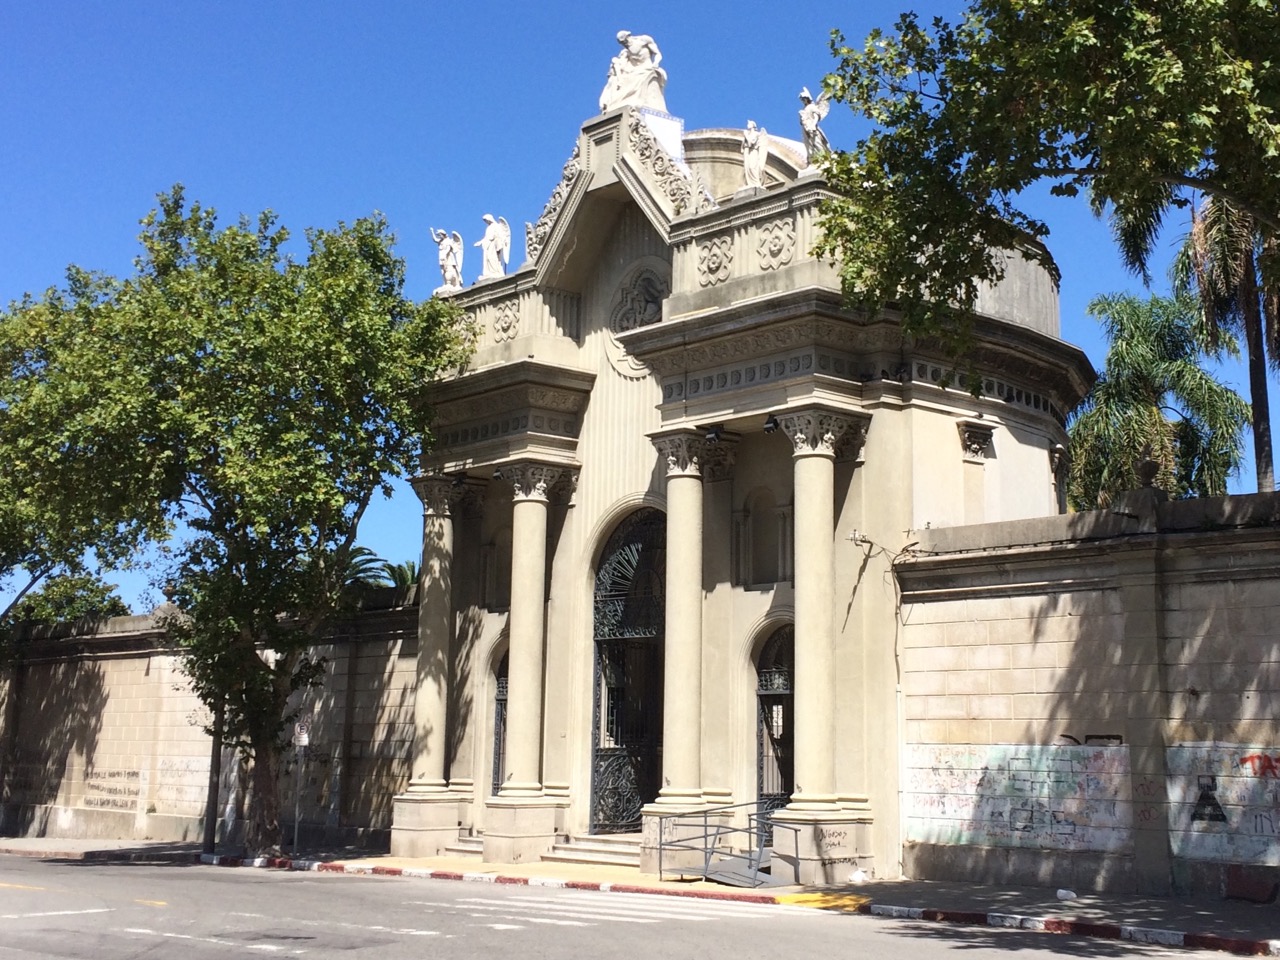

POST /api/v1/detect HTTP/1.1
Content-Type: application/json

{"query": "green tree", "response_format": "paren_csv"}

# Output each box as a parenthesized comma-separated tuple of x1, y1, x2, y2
(1173, 195, 1278, 491)
(1067, 293, 1249, 509)
(816, 0, 1280, 358)
(381, 559, 419, 590)
(0, 187, 472, 852)
(2, 573, 129, 629)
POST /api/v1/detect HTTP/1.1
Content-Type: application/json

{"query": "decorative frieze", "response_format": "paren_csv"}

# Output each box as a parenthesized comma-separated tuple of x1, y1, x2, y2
(497, 463, 564, 502)
(525, 145, 582, 265)
(958, 420, 995, 458)
(626, 113, 716, 216)
(697, 236, 733, 286)
(438, 412, 579, 450)
(611, 267, 669, 333)
(756, 218, 796, 271)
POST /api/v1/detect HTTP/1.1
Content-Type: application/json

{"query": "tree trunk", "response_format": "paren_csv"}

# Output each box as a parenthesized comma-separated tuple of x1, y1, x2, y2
(202, 708, 223, 855)
(246, 738, 283, 855)
(1242, 253, 1276, 491)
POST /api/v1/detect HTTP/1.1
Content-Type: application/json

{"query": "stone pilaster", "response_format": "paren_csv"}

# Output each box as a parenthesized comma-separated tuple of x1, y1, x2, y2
(391, 474, 463, 857)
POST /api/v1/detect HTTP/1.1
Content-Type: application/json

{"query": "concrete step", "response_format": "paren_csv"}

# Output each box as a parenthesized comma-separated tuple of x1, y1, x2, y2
(442, 835, 484, 858)
(540, 833, 642, 868)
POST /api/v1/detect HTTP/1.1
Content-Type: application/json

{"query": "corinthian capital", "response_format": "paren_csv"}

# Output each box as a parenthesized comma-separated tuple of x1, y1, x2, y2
(497, 462, 564, 502)
(651, 430, 708, 478)
(777, 410, 868, 459)
(411, 474, 464, 516)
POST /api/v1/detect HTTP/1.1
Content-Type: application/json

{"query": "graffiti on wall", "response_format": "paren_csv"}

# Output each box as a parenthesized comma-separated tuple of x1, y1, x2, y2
(905, 744, 1132, 853)
(1167, 743, 1280, 866)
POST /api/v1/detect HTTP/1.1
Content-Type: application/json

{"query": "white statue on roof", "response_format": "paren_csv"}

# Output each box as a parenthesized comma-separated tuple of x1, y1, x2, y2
(798, 86, 832, 165)
(475, 214, 510, 280)
(430, 227, 464, 293)
(742, 120, 769, 190)
(599, 31, 668, 114)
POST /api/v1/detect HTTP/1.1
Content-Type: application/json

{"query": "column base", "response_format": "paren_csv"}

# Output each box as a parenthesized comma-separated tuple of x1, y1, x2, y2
(639, 798, 713, 876)
(482, 796, 559, 864)
(769, 808, 875, 885)
(390, 791, 462, 858)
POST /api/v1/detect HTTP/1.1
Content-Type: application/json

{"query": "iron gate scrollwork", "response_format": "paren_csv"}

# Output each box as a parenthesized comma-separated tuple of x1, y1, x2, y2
(757, 625, 794, 844)
(491, 652, 508, 795)
(591, 509, 665, 833)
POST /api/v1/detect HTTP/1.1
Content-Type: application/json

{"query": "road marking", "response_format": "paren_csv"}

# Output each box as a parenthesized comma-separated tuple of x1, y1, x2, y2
(123, 928, 289, 952)
(228, 912, 438, 937)
(1, 908, 113, 920)
(134, 899, 167, 907)
(485, 923, 523, 930)
(0, 884, 46, 892)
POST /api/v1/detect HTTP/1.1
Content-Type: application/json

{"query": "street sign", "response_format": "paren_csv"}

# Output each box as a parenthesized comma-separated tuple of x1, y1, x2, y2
(293, 721, 310, 748)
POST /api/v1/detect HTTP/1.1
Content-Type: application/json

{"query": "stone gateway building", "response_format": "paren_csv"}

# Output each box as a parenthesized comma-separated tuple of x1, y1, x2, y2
(387, 90, 1090, 884)
(4, 42, 1280, 897)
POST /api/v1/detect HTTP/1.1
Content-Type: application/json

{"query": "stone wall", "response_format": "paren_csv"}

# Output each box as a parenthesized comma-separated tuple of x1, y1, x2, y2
(897, 493, 1280, 894)
(0, 590, 417, 849)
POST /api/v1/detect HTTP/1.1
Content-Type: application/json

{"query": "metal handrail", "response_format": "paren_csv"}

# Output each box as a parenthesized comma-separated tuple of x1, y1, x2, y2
(654, 799, 800, 886)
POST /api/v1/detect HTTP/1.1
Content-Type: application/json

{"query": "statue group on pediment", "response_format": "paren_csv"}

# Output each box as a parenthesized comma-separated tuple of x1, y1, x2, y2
(431, 214, 511, 295)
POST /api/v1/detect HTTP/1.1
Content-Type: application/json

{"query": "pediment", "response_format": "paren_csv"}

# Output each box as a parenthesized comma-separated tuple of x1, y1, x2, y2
(525, 107, 715, 292)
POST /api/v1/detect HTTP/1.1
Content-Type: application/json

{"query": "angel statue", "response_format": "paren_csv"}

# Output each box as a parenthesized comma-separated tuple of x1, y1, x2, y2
(430, 227, 464, 293)
(798, 86, 832, 166)
(742, 120, 768, 190)
(476, 214, 511, 280)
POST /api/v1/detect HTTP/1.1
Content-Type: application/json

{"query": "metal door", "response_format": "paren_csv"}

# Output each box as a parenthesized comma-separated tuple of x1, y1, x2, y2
(590, 508, 665, 833)
(491, 652, 508, 795)
(757, 625, 794, 842)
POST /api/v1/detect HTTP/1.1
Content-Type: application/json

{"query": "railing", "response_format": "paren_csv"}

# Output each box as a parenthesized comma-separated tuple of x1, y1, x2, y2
(654, 800, 800, 887)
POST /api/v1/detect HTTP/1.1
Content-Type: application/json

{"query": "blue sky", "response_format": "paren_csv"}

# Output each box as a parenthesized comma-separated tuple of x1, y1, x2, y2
(1, 2, 1257, 611)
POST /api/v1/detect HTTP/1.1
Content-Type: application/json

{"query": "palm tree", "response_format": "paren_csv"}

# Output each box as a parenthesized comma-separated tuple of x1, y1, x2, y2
(1173, 195, 1279, 491)
(381, 559, 419, 589)
(1067, 293, 1250, 510)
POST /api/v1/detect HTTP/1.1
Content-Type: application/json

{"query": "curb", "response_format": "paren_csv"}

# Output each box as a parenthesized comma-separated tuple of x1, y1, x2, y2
(196, 855, 1280, 956)
(863, 904, 1280, 957)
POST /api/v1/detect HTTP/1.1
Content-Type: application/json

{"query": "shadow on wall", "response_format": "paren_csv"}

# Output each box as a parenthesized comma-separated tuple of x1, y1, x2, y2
(1, 648, 109, 836)
(447, 605, 484, 775)
(900, 494, 1280, 894)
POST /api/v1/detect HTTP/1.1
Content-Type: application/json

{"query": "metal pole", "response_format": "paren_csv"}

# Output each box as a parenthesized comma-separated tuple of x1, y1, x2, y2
(293, 747, 302, 855)
(202, 707, 223, 856)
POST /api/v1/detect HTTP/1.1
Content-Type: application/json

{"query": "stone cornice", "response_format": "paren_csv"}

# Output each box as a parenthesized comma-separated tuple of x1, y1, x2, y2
(425, 360, 595, 427)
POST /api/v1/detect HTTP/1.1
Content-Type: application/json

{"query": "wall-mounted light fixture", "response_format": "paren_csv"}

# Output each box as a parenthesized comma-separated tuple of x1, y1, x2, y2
(705, 425, 723, 443)
(763, 414, 779, 434)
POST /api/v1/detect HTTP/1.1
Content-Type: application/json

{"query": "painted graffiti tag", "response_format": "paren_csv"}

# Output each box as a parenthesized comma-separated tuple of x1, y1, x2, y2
(1239, 754, 1280, 778)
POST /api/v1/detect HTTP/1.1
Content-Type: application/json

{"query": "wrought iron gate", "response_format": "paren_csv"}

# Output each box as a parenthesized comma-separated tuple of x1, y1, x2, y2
(590, 509, 665, 833)
(757, 625, 795, 843)
(491, 652, 508, 795)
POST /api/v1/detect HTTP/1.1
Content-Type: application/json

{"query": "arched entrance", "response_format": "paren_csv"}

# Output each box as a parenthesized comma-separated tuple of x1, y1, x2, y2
(757, 625, 795, 840)
(590, 508, 665, 833)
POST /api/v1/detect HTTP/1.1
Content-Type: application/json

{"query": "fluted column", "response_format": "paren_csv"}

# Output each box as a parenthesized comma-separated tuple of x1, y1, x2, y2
(496, 462, 562, 798)
(405, 475, 458, 793)
(779, 411, 861, 811)
(651, 430, 709, 804)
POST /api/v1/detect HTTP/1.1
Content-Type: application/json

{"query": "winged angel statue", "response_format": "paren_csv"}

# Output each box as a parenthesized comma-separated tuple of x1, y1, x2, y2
(798, 86, 832, 165)
(476, 214, 511, 280)
(430, 227, 464, 294)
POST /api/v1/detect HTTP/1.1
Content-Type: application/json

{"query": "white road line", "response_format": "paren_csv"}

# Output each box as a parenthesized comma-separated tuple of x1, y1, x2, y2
(557, 890, 821, 916)
(458, 893, 799, 921)
(1, 908, 113, 920)
(411, 898, 661, 923)
(123, 928, 287, 952)
(227, 912, 439, 937)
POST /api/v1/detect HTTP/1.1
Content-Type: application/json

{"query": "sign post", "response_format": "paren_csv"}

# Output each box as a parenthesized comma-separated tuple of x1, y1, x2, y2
(292, 720, 310, 855)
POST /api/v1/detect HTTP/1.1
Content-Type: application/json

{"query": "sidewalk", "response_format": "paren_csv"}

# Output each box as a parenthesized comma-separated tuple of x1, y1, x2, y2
(3, 837, 1278, 955)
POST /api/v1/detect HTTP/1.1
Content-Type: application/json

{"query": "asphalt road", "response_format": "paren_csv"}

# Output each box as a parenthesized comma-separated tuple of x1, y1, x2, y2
(0, 856, 1188, 959)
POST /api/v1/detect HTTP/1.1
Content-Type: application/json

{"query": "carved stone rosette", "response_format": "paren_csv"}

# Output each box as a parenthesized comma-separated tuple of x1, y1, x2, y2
(652, 432, 707, 478)
(497, 463, 564, 502)
(492, 300, 519, 342)
(958, 421, 995, 458)
(697, 236, 733, 286)
(626, 113, 716, 215)
(778, 410, 867, 459)
(756, 218, 796, 271)
(411, 474, 465, 516)
(525, 144, 582, 265)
